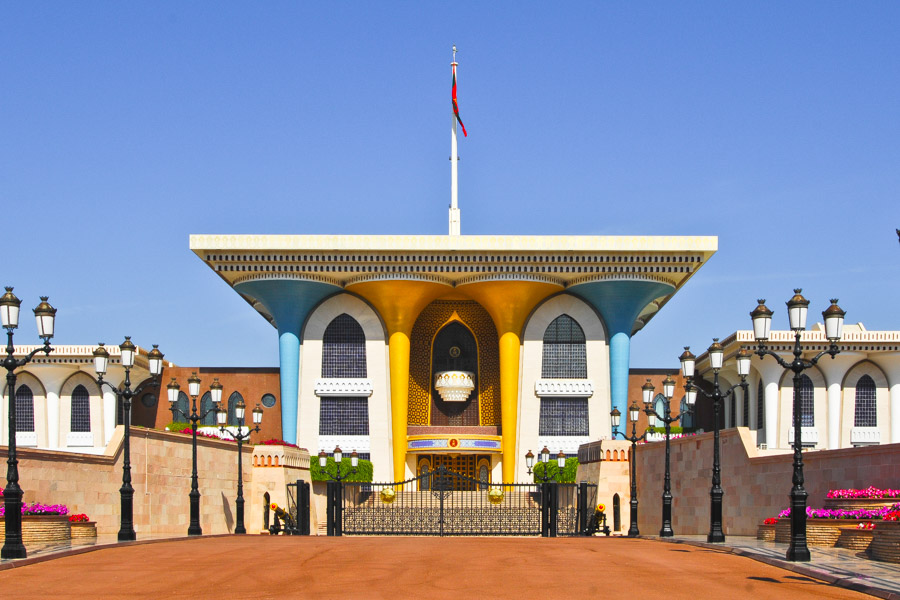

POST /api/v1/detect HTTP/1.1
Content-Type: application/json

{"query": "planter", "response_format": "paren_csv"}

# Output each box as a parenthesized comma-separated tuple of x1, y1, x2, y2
(0, 514, 71, 546)
(70, 521, 97, 540)
(774, 518, 863, 546)
(824, 497, 900, 512)
(756, 523, 776, 541)
(870, 521, 900, 563)
(836, 527, 875, 551)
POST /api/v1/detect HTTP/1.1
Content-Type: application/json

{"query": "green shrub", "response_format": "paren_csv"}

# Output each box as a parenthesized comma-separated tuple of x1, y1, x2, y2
(311, 457, 374, 483)
(532, 457, 579, 483)
(649, 426, 695, 434)
(165, 422, 193, 432)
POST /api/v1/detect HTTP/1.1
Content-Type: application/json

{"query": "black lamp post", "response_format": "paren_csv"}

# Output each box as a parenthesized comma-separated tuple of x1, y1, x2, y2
(92, 338, 164, 542)
(1, 288, 56, 560)
(318, 446, 359, 482)
(679, 340, 750, 543)
(217, 399, 262, 534)
(524, 446, 566, 483)
(610, 403, 652, 537)
(750, 290, 845, 562)
(168, 373, 222, 536)
(643, 375, 693, 537)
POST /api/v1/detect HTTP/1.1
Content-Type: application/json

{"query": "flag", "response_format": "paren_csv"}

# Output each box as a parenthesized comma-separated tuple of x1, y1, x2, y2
(452, 65, 467, 137)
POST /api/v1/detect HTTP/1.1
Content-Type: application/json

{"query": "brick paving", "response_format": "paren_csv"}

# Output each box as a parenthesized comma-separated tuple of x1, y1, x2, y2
(0, 535, 883, 599)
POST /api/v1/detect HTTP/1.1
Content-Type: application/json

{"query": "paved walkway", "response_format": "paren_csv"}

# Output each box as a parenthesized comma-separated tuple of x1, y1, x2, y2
(646, 535, 900, 599)
(0, 534, 891, 599)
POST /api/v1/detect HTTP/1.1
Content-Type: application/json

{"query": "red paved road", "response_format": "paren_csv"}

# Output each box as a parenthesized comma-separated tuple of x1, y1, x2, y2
(0, 536, 876, 600)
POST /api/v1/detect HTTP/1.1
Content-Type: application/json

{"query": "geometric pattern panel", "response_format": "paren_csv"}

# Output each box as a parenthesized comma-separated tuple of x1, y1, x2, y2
(538, 398, 589, 436)
(70, 384, 91, 433)
(322, 313, 367, 378)
(854, 374, 877, 428)
(541, 314, 587, 379)
(408, 300, 500, 426)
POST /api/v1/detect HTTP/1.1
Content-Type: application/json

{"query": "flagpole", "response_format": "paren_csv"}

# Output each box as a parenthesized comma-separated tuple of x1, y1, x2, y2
(449, 46, 461, 236)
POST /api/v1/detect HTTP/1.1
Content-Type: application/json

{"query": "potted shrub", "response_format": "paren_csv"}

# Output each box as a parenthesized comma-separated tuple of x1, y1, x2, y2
(757, 517, 777, 541)
(68, 513, 97, 540)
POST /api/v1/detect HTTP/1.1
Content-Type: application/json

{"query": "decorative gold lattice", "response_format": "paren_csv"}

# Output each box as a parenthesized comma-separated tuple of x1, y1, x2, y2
(407, 301, 501, 426)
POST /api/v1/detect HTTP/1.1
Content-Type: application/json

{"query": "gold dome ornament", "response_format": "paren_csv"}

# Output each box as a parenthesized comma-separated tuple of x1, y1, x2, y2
(487, 488, 504, 505)
(380, 488, 396, 504)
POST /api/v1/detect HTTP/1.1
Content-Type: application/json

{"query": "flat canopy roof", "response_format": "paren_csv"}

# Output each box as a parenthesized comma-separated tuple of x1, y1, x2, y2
(190, 234, 717, 334)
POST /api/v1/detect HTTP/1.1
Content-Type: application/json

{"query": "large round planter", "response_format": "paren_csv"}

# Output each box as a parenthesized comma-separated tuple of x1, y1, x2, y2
(756, 523, 776, 541)
(836, 527, 875, 551)
(870, 521, 900, 563)
(70, 521, 97, 540)
(0, 514, 71, 546)
(824, 497, 900, 512)
(774, 518, 862, 546)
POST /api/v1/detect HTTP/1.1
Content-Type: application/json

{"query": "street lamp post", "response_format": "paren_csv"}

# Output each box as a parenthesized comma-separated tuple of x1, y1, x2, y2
(750, 290, 845, 562)
(643, 375, 693, 537)
(1, 288, 56, 560)
(217, 400, 262, 534)
(610, 403, 652, 537)
(168, 373, 222, 536)
(679, 341, 750, 543)
(318, 446, 359, 482)
(92, 338, 164, 542)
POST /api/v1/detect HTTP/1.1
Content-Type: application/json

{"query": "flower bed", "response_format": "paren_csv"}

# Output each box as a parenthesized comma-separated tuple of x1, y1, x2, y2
(757, 520, 776, 541)
(836, 525, 875, 551)
(825, 488, 900, 511)
(0, 514, 71, 546)
(773, 518, 867, 546)
(870, 521, 900, 563)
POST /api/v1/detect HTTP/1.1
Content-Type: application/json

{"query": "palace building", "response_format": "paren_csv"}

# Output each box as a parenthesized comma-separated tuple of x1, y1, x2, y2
(190, 234, 717, 482)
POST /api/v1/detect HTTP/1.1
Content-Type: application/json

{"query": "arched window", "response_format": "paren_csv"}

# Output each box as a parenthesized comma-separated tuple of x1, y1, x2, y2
(757, 381, 764, 430)
(742, 384, 749, 427)
(541, 314, 587, 379)
(173, 391, 190, 423)
(200, 392, 216, 426)
(679, 397, 693, 429)
(228, 391, 243, 425)
(653, 394, 666, 422)
(799, 374, 814, 427)
(15, 385, 34, 433)
(854, 374, 877, 427)
(322, 314, 366, 378)
(71, 385, 91, 433)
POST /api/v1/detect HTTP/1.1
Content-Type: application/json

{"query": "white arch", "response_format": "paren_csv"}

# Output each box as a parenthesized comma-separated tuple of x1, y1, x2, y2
(299, 293, 390, 481)
(1, 371, 46, 448)
(58, 372, 103, 449)
(779, 365, 826, 449)
(841, 360, 890, 447)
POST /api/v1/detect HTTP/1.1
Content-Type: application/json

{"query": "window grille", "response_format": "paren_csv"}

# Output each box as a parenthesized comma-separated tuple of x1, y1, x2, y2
(541, 315, 587, 379)
(70, 385, 91, 433)
(854, 374, 877, 427)
(319, 397, 369, 436)
(757, 380, 764, 430)
(799, 374, 814, 427)
(322, 314, 367, 378)
(538, 398, 589, 436)
(679, 397, 693, 428)
(200, 392, 216, 426)
(15, 385, 34, 433)
(654, 394, 666, 422)
(175, 391, 190, 422)
(227, 392, 243, 425)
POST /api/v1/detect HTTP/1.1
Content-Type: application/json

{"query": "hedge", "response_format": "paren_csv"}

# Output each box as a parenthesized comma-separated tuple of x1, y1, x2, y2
(532, 457, 579, 483)
(311, 456, 374, 483)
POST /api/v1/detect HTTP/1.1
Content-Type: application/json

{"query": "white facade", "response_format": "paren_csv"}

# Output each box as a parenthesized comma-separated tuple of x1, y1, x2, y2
(694, 324, 900, 451)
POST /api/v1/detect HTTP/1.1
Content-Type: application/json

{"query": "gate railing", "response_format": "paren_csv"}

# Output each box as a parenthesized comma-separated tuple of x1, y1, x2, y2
(284, 479, 311, 535)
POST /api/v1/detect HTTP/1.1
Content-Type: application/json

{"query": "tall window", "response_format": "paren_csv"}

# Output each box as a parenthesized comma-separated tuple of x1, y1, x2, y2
(679, 397, 693, 428)
(742, 385, 749, 427)
(799, 374, 814, 427)
(15, 385, 34, 433)
(227, 392, 243, 425)
(319, 398, 369, 435)
(70, 385, 91, 433)
(538, 398, 589, 436)
(200, 392, 216, 426)
(757, 380, 764, 431)
(174, 392, 190, 423)
(541, 314, 587, 379)
(729, 394, 736, 428)
(322, 314, 366, 378)
(653, 394, 666, 422)
(854, 374, 877, 427)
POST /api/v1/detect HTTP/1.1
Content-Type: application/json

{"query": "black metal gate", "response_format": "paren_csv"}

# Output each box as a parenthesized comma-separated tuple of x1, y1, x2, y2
(334, 465, 596, 537)
(282, 479, 311, 535)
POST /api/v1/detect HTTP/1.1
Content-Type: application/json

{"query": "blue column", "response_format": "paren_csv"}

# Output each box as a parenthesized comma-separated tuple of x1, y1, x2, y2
(570, 280, 674, 421)
(235, 279, 339, 444)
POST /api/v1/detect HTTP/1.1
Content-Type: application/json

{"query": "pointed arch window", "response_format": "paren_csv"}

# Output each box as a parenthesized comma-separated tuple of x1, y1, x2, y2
(679, 397, 693, 429)
(854, 374, 877, 427)
(653, 394, 666, 423)
(173, 391, 190, 423)
(15, 385, 34, 433)
(200, 392, 216, 426)
(71, 384, 91, 433)
(228, 391, 243, 426)
(799, 374, 814, 427)
(541, 314, 587, 379)
(322, 314, 367, 378)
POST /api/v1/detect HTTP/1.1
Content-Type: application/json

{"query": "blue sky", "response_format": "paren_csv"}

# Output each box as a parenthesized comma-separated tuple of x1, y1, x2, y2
(2, 2, 898, 369)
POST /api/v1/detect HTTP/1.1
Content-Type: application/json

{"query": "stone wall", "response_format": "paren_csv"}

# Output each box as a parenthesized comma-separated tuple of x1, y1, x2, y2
(631, 427, 900, 536)
(575, 439, 633, 534)
(1, 426, 310, 537)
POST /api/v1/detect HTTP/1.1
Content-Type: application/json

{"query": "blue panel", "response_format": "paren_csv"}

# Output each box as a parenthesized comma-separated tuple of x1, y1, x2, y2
(569, 280, 674, 422)
(235, 279, 340, 444)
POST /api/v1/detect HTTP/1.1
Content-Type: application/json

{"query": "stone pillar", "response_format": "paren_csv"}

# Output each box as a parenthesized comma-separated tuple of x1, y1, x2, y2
(817, 354, 860, 450)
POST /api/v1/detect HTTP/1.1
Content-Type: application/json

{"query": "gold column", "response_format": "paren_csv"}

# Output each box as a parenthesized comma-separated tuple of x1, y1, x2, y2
(458, 280, 561, 482)
(348, 280, 449, 481)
